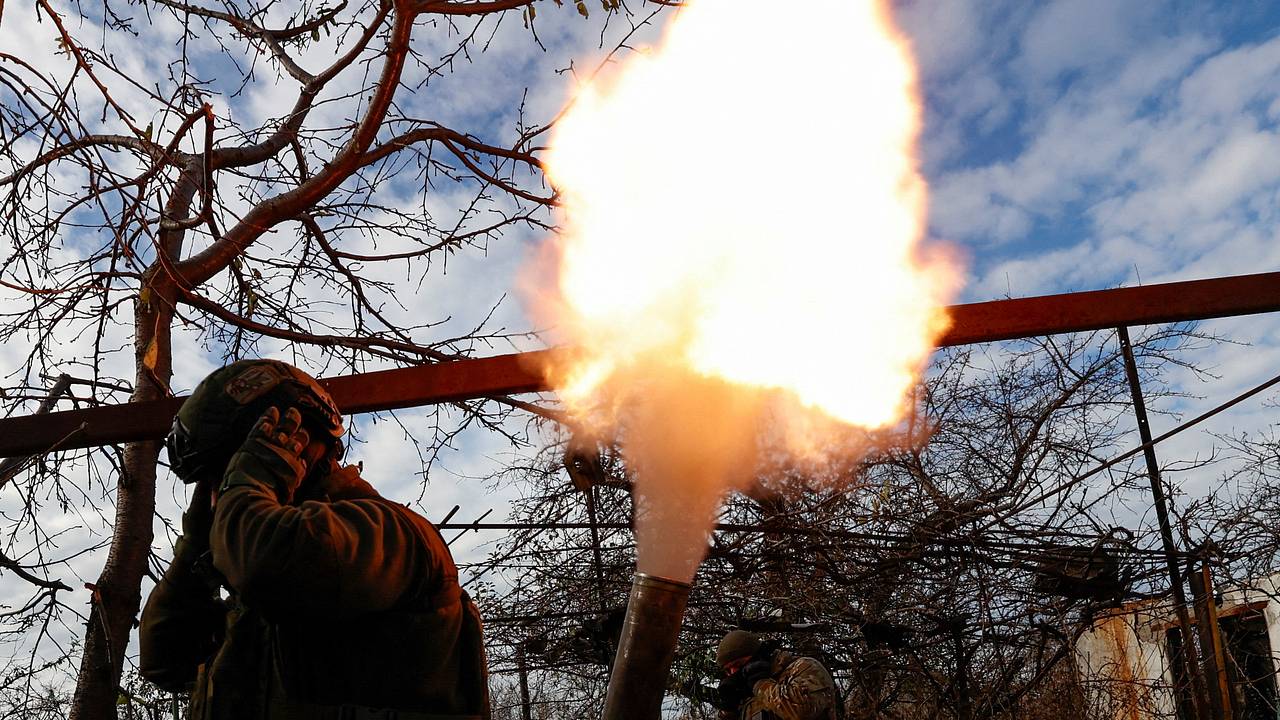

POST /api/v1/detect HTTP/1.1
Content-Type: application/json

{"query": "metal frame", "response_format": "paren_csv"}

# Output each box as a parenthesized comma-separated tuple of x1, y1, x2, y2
(2, 270, 1278, 458)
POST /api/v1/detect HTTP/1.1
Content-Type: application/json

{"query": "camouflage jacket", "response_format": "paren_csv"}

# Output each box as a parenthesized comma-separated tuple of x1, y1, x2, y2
(139, 463, 489, 720)
(725, 651, 838, 720)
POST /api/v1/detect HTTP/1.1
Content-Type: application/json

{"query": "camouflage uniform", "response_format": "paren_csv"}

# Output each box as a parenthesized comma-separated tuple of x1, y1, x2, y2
(728, 651, 839, 720)
(140, 361, 488, 720)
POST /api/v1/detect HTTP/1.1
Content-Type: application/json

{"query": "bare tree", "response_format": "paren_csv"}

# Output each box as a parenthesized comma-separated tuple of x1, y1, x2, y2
(0, 0, 665, 716)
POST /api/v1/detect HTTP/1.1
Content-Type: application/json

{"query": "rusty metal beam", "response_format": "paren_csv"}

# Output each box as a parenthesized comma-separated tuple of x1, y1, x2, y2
(938, 270, 1280, 346)
(2, 270, 1279, 459)
(0, 350, 554, 459)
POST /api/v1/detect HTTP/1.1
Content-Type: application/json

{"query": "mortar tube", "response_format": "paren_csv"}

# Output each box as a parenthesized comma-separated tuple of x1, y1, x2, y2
(601, 572, 692, 720)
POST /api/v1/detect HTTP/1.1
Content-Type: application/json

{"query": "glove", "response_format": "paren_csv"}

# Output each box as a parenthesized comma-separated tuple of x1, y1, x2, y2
(175, 476, 215, 556)
(716, 671, 750, 712)
(311, 463, 380, 501)
(166, 479, 227, 594)
(741, 658, 772, 687)
(172, 479, 213, 562)
(222, 406, 311, 503)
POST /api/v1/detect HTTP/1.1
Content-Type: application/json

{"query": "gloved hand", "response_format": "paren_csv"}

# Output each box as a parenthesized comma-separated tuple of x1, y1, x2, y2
(311, 462, 379, 501)
(716, 671, 750, 713)
(166, 479, 229, 594)
(172, 479, 213, 563)
(222, 406, 311, 503)
(741, 658, 772, 687)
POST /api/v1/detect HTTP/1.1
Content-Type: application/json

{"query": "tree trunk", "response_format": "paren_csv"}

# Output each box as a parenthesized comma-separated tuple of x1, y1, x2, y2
(69, 301, 170, 718)
(69, 235, 182, 720)
(63, 10, 410, 704)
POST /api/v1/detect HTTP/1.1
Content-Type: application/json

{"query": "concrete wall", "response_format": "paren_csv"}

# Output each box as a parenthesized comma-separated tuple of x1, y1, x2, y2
(1076, 601, 1177, 720)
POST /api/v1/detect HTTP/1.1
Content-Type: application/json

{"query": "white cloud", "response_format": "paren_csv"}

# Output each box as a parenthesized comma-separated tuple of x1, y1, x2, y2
(1178, 36, 1280, 118)
(931, 28, 1280, 295)
(1018, 0, 1160, 86)
(895, 0, 991, 77)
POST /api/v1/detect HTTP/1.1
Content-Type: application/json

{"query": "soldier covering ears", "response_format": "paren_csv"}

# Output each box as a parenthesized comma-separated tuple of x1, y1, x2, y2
(140, 359, 490, 720)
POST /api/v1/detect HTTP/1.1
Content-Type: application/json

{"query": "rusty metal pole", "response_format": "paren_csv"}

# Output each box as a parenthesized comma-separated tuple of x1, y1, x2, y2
(0, 373, 72, 490)
(1189, 560, 1233, 720)
(1118, 326, 1208, 720)
(7, 271, 1280, 459)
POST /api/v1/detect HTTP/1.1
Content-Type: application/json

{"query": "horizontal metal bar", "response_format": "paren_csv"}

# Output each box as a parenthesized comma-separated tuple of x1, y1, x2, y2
(0, 350, 554, 459)
(939, 271, 1280, 346)
(1, 271, 1278, 458)
(324, 349, 553, 415)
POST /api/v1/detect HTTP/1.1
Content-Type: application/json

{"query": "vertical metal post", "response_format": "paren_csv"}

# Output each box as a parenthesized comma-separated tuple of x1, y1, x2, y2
(1118, 326, 1208, 720)
(586, 486, 607, 612)
(517, 643, 533, 720)
(564, 438, 608, 613)
(1189, 561, 1233, 720)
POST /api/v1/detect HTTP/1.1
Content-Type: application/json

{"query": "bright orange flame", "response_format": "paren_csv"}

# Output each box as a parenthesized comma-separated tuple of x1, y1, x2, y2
(533, 0, 960, 580)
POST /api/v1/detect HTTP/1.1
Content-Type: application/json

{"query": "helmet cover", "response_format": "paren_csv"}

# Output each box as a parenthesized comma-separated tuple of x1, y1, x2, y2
(716, 630, 762, 668)
(166, 359, 342, 481)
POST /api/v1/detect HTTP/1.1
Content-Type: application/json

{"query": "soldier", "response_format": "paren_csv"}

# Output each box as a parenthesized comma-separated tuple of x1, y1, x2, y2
(715, 630, 839, 720)
(139, 359, 490, 720)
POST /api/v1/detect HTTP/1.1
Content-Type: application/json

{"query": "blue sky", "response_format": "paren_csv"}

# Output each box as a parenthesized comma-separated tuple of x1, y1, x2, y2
(898, 0, 1280, 299)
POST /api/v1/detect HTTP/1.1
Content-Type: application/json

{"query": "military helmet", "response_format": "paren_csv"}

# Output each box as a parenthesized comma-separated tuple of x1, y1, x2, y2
(716, 630, 761, 668)
(165, 359, 343, 482)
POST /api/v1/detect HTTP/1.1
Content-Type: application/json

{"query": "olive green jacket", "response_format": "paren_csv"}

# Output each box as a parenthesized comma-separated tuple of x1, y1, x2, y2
(140, 466, 489, 719)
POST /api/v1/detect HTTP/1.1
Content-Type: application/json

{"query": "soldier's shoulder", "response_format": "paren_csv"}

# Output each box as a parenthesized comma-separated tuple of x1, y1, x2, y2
(784, 656, 834, 683)
(384, 499, 450, 544)
(328, 488, 438, 535)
